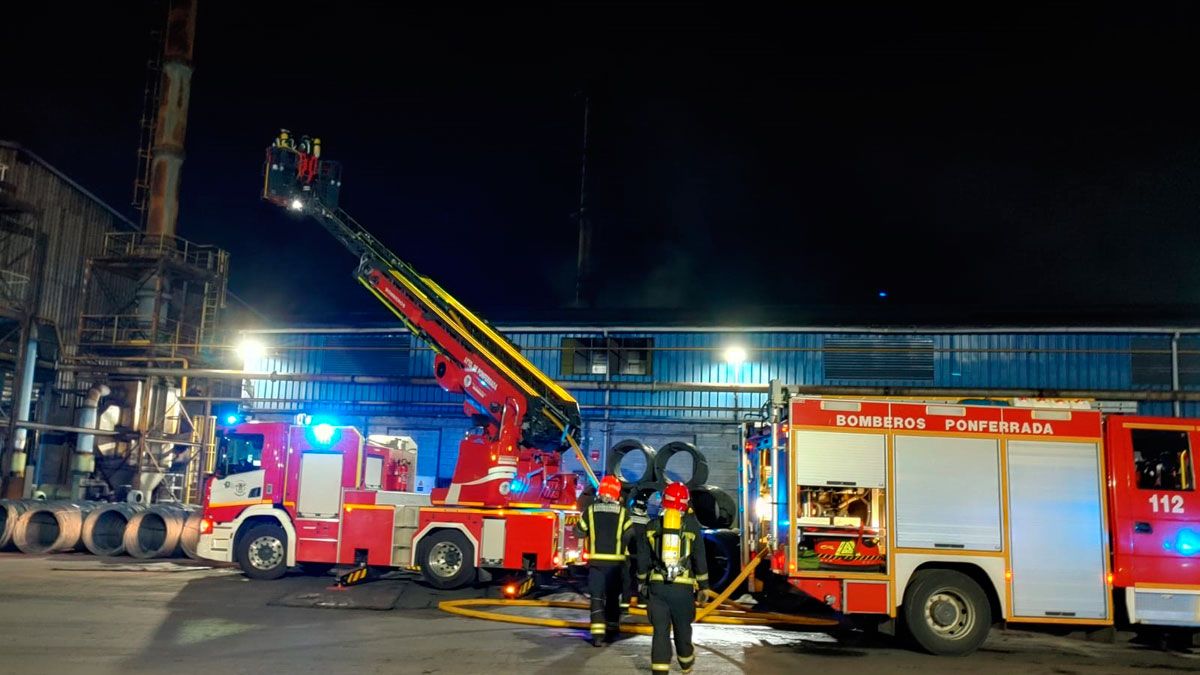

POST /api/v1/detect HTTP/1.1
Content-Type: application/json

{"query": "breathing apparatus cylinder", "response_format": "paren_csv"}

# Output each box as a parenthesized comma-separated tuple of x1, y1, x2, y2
(661, 508, 683, 582)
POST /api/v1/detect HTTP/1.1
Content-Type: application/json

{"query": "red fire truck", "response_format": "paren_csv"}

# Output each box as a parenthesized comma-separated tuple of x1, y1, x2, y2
(742, 385, 1199, 655)
(197, 419, 582, 585)
(197, 134, 590, 587)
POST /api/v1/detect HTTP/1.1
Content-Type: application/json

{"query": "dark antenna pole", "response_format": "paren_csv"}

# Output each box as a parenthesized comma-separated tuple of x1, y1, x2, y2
(573, 95, 592, 307)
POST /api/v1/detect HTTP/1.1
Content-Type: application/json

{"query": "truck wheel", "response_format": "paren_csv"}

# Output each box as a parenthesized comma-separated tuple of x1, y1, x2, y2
(418, 530, 477, 589)
(902, 569, 991, 656)
(236, 523, 289, 580)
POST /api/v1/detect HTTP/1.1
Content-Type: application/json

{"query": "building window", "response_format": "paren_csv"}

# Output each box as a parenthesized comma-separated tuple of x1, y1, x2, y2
(1131, 336, 1200, 387)
(561, 337, 653, 376)
(1132, 428, 1194, 491)
(823, 336, 935, 382)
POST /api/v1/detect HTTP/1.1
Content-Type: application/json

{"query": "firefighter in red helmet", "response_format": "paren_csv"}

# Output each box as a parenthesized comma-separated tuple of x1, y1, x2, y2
(637, 482, 708, 674)
(574, 474, 634, 646)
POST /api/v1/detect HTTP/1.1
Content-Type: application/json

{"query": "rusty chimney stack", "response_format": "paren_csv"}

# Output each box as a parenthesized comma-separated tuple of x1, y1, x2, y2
(146, 0, 197, 238)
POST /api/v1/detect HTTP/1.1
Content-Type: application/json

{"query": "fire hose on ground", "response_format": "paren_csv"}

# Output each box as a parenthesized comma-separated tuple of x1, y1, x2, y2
(437, 549, 839, 633)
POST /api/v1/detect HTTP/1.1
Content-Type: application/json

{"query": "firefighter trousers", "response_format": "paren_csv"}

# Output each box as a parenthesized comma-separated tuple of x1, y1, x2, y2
(647, 582, 695, 672)
(587, 563, 623, 638)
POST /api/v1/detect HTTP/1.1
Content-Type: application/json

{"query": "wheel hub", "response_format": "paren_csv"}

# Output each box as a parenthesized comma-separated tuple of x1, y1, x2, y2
(429, 541, 464, 577)
(925, 589, 973, 638)
(930, 598, 960, 627)
(248, 535, 284, 570)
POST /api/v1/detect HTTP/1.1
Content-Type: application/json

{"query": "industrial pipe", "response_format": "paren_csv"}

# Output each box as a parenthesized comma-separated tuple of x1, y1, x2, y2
(6, 324, 38, 486)
(145, 0, 197, 237)
(73, 385, 111, 498)
(12, 501, 96, 554)
(124, 503, 192, 558)
(58, 364, 1200, 402)
(0, 421, 121, 435)
(242, 324, 1200, 336)
(81, 503, 145, 556)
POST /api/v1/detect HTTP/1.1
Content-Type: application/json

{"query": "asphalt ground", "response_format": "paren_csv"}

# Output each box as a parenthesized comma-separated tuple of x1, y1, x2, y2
(0, 552, 1196, 675)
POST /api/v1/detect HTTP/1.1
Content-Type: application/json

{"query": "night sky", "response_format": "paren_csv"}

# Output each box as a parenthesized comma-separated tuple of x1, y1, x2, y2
(4, 3, 1200, 325)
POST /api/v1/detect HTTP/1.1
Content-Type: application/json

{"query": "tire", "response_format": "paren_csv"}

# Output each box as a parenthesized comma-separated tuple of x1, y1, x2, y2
(607, 439, 657, 485)
(418, 530, 477, 590)
(902, 569, 992, 656)
(654, 441, 709, 488)
(691, 485, 737, 529)
(703, 529, 743, 594)
(235, 523, 289, 580)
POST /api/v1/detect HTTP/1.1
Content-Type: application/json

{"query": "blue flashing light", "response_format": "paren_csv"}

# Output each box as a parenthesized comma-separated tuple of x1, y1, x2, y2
(509, 479, 525, 493)
(224, 414, 239, 426)
(877, 290, 889, 299)
(312, 423, 336, 445)
(1175, 528, 1200, 557)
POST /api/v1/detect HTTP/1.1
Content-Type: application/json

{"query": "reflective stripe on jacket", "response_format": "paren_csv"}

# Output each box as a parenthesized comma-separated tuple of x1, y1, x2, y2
(574, 500, 633, 563)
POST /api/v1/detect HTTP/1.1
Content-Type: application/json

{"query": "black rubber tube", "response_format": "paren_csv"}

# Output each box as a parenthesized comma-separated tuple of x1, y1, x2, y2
(653, 441, 709, 488)
(691, 485, 737, 529)
(606, 439, 657, 485)
(703, 529, 743, 594)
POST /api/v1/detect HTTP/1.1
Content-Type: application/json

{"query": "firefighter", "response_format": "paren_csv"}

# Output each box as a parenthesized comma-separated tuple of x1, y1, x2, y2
(573, 474, 633, 646)
(637, 482, 708, 674)
(622, 489, 651, 609)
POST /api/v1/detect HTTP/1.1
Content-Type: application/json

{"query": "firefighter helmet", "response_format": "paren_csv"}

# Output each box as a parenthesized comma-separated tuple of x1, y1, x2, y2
(661, 482, 690, 513)
(629, 489, 650, 515)
(598, 474, 622, 502)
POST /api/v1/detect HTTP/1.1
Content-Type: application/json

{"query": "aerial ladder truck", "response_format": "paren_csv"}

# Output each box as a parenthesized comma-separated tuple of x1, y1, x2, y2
(197, 133, 597, 588)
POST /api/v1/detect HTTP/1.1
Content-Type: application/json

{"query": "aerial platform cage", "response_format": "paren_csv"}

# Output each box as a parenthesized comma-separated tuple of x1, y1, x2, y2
(264, 144, 342, 211)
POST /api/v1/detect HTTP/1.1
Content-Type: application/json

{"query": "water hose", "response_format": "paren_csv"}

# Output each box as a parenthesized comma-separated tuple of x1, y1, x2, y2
(438, 548, 837, 632)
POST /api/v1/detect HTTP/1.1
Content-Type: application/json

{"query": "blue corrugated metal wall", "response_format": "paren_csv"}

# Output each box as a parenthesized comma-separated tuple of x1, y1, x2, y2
(240, 327, 1195, 491)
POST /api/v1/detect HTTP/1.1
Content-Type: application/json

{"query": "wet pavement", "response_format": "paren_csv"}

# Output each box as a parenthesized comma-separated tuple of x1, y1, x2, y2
(0, 552, 1196, 674)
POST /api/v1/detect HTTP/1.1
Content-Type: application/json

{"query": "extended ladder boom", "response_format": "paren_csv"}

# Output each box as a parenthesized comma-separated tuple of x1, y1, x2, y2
(262, 140, 583, 453)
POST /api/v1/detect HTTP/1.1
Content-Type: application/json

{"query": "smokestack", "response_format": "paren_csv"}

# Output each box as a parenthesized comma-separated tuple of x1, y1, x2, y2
(145, 0, 197, 238)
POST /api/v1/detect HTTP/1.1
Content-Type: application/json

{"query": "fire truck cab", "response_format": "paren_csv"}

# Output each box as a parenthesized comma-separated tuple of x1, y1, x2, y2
(743, 392, 1198, 655)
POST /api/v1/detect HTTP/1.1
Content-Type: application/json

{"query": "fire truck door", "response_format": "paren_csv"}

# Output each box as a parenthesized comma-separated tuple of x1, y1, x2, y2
(1110, 422, 1199, 587)
(297, 452, 344, 518)
(1007, 440, 1109, 620)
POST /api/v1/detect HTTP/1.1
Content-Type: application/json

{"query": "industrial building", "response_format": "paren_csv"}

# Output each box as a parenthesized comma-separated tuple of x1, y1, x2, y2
(0, 0, 233, 503)
(1, 0, 1197, 516)
(236, 324, 1200, 495)
(4, 121, 1199, 505)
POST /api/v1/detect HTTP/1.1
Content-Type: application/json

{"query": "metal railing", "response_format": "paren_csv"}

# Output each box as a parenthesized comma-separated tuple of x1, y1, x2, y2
(101, 232, 229, 275)
(79, 314, 203, 354)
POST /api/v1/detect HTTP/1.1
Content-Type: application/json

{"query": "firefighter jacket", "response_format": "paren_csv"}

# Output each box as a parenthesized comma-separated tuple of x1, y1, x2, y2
(574, 500, 634, 564)
(637, 511, 709, 589)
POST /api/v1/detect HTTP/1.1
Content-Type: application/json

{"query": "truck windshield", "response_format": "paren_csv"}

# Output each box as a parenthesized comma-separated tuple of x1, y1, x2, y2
(216, 433, 265, 478)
